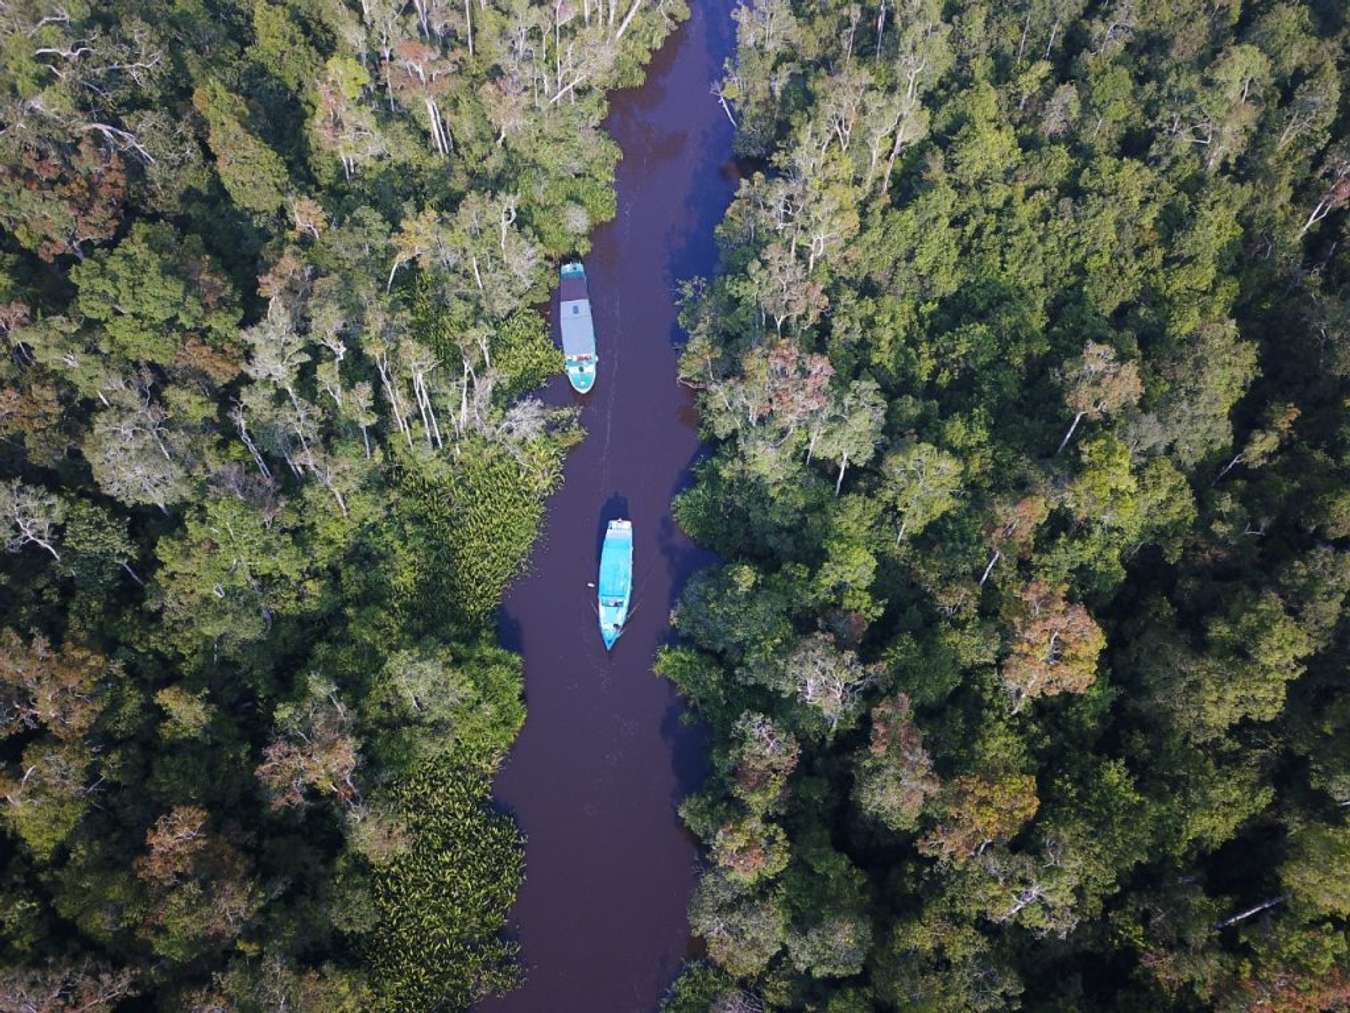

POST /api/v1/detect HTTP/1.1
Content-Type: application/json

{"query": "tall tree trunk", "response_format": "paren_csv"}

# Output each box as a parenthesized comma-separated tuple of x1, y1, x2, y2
(459, 363, 470, 434)
(882, 112, 910, 192)
(1056, 411, 1085, 455)
(1215, 895, 1286, 930)
(614, 0, 642, 39)
(233, 410, 272, 479)
(1215, 452, 1244, 483)
(376, 357, 415, 448)
(284, 387, 311, 456)
(413, 374, 434, 448)
(325, 478, 349, 518)
(979, 549, 1001, 587)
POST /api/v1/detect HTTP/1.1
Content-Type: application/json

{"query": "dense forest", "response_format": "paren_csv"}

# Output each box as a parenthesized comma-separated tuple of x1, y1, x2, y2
(660, 0, 1350, 1010)
(0, 0, 686, 1007)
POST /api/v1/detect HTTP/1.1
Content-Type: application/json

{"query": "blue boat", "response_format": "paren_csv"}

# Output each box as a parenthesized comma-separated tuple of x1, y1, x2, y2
(598, 519, 632, 650)
(559, 262, 597, 393)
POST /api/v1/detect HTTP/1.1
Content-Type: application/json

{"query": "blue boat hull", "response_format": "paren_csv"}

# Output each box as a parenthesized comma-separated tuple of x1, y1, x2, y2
(598, 520, 632, 650)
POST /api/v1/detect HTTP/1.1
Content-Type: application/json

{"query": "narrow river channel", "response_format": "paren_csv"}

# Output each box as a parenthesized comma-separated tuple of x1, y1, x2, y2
(477, 3, 738, 1010)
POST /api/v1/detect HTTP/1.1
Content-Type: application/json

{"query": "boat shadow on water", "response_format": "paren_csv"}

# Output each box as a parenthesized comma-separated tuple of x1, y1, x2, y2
(594, 492, 630, 562)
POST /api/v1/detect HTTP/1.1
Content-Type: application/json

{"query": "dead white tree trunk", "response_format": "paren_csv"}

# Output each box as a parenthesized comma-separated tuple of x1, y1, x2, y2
(1215, 895, 1286, 930)
(979, 549, 1001, 587)
(614, 0, 642, 39)
(1056, 411, 1086, 455)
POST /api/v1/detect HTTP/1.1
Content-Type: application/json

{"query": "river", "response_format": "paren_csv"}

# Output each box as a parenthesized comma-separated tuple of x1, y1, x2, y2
(477, 3, 738, 1010)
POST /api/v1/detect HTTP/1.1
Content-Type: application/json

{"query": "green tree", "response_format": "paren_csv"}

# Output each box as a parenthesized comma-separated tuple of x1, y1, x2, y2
(882, 439, 962, 543)
(192, 81, 291, 215)
(1280, 822, 1350, 918)
(688, 872, 787, 979)
(72, 222, 240, 366)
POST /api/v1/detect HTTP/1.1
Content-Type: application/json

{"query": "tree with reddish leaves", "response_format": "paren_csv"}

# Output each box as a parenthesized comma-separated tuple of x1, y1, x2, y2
(999, 581, 1105, 714)
(0, 959, 137, 1013)
(256, 676, 362, 812)
(1054, 340, 1143, 455)
(0, 630, 112, 741)
(385, 39, 459, 157)
(0, 137, 126, 261)
(979, 493, 1049, 587)
(765, 339, 834, 432)
(711, 814, 790, 885)
(853, 693, 939, 832)
(1230, 964, 1350, 1013)
(134, 806, 263, 962)
(918, 772, 1040, 865)
(134, 806, 212, 887)
(311, 57, 385, 181)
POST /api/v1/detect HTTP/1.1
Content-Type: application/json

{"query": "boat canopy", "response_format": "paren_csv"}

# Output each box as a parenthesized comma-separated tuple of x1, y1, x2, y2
(560, 297, 596, 359)
(598, 523, 632, 603)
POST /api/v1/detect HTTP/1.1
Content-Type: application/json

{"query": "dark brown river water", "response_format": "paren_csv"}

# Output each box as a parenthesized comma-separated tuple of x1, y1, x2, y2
(477, 3, 738, 1010)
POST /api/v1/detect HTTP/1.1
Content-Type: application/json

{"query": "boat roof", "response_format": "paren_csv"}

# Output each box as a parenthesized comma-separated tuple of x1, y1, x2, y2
(599, 521, 632, 599)
(560, 273, 588, 302)
(560, 296, 595, 357)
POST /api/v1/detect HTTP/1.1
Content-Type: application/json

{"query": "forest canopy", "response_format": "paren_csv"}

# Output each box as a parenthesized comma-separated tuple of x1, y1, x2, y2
(662, 0, 1350, 1010)
(0, 0, 686, 1007)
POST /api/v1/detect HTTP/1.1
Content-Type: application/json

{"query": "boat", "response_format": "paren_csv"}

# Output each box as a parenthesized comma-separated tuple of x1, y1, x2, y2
(598, 519, 632, 650)
(559, 262, 597, 393)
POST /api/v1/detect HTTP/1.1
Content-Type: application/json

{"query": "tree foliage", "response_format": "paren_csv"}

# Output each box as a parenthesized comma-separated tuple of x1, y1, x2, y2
(662, 0, 1350, 1008)
(0, 0, 685, 1003)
